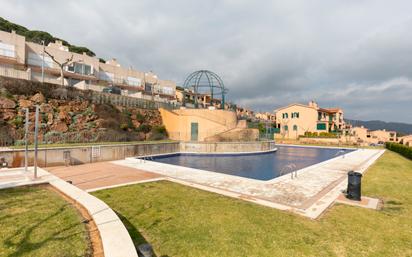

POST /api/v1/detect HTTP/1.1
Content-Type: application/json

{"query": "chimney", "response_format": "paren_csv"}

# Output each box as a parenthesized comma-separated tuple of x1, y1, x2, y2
(309, 100, 318, 109)
(11, 30, 16, 34)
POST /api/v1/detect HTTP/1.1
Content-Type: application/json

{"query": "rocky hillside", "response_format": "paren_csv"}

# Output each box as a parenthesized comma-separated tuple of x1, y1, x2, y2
(0, 91, 166, 146)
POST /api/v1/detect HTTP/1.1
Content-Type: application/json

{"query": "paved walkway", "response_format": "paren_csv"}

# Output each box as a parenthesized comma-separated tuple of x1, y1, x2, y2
(46, 162, 163, 191)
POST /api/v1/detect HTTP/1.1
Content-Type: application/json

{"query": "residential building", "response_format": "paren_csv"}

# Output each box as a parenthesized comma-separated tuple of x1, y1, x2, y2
(236, 107, 254, 120)
(255, 112, 276, 122)
(176, 87, 225, 108)
(351, 126, 397, 144)
(0, 30, 176, 102)
(274, 101, 345, 139)
(398, 135, 412, 146)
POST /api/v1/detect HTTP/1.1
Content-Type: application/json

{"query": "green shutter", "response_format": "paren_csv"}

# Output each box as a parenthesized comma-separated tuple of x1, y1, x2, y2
(317, 123, 326, 130)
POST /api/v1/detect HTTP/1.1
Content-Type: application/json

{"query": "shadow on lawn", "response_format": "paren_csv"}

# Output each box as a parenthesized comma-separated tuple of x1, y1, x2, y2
(3, 203, 90, 257)
(115, 211, 170, 257)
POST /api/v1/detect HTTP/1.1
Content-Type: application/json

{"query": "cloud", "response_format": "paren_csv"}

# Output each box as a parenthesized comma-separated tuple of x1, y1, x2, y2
(1, 0, 412, 123)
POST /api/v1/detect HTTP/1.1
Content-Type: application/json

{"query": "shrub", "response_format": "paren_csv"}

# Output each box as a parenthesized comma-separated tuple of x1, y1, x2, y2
(302, 131, 338, 138)
(149, 125, 168, 140)
(385, 142, 412, 160)
(137, 124, 152, 134)
(9, 116, 24, 127)
(120, 123, 129, 131)
(135, 112, 145, 123)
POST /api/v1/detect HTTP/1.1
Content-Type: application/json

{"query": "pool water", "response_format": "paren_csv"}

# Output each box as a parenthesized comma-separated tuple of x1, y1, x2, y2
(150, 145, 353, 181)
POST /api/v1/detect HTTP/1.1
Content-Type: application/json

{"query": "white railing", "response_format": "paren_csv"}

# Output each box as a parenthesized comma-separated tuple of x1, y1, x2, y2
(0, 65, 30, 80)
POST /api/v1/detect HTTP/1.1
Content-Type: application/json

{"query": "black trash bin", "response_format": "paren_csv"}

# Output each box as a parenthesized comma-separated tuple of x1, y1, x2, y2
(346, 171, 362, 201)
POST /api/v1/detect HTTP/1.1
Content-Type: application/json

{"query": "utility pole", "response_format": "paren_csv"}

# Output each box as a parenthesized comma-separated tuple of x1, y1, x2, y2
(24, 108, 29, 172)
(41, 40, 45, 84)
(33, 105, 39, 179)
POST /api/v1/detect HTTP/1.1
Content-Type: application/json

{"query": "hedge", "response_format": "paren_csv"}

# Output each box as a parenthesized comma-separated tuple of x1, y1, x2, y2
(300, 132, 338, 138)
(385, 142, 412, 160)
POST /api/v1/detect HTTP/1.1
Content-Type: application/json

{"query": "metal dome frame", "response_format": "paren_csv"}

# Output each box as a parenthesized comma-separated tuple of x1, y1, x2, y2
(182, 70, 228, 109)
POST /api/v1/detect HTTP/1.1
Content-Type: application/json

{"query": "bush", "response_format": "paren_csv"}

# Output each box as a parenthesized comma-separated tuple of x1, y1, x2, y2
(137, 124, 152, 134)
(120, 123, 129, 131)
(9, 116, 24, 127)
(135, 112, 145, 123)
(385, 142, 412, 160)
(302, 131, 338, 138)
(149, 125, 168, 140)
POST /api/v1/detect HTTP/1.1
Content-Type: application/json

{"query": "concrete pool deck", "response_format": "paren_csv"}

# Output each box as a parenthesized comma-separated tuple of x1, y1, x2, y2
(46, 162, 164, 191)
(113, 148, 385, 219)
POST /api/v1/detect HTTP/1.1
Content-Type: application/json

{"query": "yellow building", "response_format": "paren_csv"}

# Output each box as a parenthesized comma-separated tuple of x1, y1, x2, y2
(399, 135, 412, 146)
(160, 108, 240, 141)
(274, 101, 345, 139)
(351, 126, 397, 144)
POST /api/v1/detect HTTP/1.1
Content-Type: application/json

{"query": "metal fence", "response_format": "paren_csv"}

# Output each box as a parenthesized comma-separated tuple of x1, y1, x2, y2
(0, 130, 151, 148)
(87, 91, 180, 110)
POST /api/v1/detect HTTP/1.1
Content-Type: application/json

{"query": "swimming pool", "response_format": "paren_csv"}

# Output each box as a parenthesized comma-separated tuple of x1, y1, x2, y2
(149, 145, 353, 181)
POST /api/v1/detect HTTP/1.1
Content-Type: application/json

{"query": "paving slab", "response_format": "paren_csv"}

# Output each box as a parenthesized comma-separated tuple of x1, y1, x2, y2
(46, 162, 164, 191)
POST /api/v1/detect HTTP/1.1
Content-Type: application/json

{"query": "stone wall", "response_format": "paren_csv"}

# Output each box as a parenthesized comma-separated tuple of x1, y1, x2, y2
(0, 77, 166, 145)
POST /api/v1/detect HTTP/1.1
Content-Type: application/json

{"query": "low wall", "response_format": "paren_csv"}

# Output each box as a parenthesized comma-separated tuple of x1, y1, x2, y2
(1, 141, 278, 168)
(180, 141, 276, 153)
(1, 142, 179, 168)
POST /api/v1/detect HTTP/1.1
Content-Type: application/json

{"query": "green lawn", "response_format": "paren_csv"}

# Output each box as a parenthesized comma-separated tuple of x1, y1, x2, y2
(0, 186, 90, 257)
(92, 151, 412, 257)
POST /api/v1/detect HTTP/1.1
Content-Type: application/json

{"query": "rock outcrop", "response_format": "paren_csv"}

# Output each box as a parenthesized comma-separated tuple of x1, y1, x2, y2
(0, 92, 166, 145)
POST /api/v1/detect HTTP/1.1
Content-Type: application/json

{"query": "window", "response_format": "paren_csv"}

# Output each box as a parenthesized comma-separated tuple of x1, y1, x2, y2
(293, 125, 298, 131)
(291, 112, 299, 118)
(284, 125, 288, 131)
(0, 42, 15, 58)
(161, 86, 175, 95)
(282, 113, 289, 119)
(145, 83, 153, 92)
(126, 77, 141, 87)
(27, 52, 53, 68)
(68, 63, 92, 76)
(98, 71, 114, 81)
(317, 123, 326, 130)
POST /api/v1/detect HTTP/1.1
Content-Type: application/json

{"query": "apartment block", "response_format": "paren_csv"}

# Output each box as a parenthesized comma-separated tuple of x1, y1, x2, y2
(274, 101, 345, 139)
(0, 30, 176, 102)
(352, 126, 397, 144)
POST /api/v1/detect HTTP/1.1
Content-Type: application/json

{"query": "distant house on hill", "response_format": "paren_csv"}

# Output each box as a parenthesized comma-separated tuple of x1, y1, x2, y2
(352, 126, 397, 144)
(398, 135, 412, 146)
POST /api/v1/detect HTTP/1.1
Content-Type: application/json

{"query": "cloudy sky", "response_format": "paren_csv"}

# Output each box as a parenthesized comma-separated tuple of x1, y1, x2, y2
(1, 0, 412, 123)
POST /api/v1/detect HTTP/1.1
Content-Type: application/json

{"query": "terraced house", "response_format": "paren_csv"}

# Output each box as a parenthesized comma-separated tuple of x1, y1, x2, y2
(274, 101, 345, 139)
(0, 30, 176, 103)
